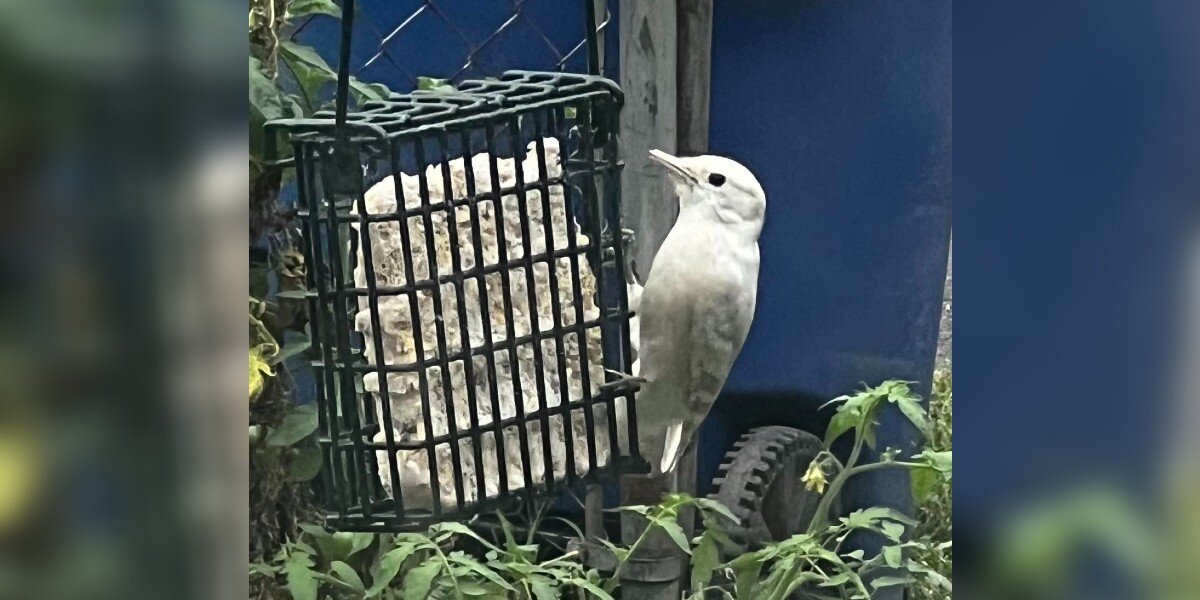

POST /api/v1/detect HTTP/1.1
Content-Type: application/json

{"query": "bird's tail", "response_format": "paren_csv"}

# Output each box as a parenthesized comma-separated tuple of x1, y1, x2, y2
(659, 422, 685, 475)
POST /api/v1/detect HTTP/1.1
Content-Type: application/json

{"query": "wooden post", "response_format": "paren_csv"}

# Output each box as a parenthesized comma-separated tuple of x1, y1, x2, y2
(585, 484, 606, 541)
(619, 474, 685, 600)
(676, 0, 713, 156)
(620, 0, 677, 272)
(673, 0, 712, 539)
(612, 0, 683, 554)
(619, 1, 713, 597)
(593, 0, 608, 75)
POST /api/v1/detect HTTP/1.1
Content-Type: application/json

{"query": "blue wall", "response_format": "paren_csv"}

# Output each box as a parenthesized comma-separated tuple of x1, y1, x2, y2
(699, 0, 952, 520)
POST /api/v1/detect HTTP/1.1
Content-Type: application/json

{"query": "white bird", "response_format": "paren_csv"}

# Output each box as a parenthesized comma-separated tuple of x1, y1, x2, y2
(635, 149, 766, 476)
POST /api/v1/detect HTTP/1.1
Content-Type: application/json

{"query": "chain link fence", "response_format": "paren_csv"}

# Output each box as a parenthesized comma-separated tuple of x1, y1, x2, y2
(295, 0, 614, 93)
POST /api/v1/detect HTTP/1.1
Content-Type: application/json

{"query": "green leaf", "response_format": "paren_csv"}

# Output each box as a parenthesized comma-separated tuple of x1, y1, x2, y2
(279, 41, 337, 110)
(862, 420, 878, 450)
(429, 522, 501, 552)
(275, 289, 310, 300)
(571, 577, 615, 600)
(496, 512, 522, 556)
(914, 566, 952, 591)
(529, 575, 558, 600)
(250, 57, 285, 122)
(613, 504, 650, 516)
(458, 581, 493, 596)
(882, 545, 902, 568)
(895, 397, 930, 438)
(346, 532, 375, 557)
(910, 465, 938, 505)
(693, 497, 739, 524)
(283, 552, 319, 600)
(266, 403, 320, 447)
(824, 410, 858, 446)
(880, 520, 906, 542)
(285, 569, 318, 600)
(653, 519, 692, 555)
(273, 334, 312, 365)
(286, 442, 323, 482)
(915, 449, 952, 474)
(280, 41, 336, 74)
(248, 562, 277, 577)
(401, 560, 441, 600)
(689, 534, 720, 593)
(596, 537, 630, 564)
(368, 544, 419, 597)
(870, 575, 911, 589)
(817, 571, 853, 588)
(299, 524, 372, 564)
(330, 560, 366, 592)
(350, 77, 391, 103)
(417, 76, 456, 93)
(729, 553, 763, 600)
(299, 524, 346, 559)
(288, 0, 342, 19)
(456, 559, 514, 591)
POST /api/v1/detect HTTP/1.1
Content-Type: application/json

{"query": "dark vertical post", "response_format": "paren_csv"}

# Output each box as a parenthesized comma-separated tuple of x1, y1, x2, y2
(674, 0, 713, 539)
(619, 475, 685, 600)
(334, 0, 355, 131)
(676, 0, 713, 156)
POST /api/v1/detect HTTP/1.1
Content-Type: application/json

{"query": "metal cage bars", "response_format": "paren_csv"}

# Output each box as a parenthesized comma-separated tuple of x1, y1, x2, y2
(269, 72, 644, 531)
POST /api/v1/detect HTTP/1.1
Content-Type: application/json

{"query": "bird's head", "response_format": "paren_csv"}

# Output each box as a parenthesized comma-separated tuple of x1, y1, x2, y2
(648, 150, 765, 236)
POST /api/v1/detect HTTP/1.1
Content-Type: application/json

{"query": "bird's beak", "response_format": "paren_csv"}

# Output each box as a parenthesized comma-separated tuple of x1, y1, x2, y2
(648, 149, 698, 184)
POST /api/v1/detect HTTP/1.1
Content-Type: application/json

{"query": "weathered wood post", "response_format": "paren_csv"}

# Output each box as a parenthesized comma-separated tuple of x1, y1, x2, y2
(618, 0, 713, 598)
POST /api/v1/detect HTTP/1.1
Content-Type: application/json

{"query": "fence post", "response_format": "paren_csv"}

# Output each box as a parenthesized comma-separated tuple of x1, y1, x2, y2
(619, 1, 678, 595)
(676, 0, 712, 156)
(673, 0, 713, 544)
(618, 0, 715, 597)
(619, 0, 677, 273)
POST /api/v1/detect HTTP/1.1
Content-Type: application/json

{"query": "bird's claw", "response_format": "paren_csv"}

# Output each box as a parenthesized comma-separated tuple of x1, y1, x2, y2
(600, 368, 647, 391)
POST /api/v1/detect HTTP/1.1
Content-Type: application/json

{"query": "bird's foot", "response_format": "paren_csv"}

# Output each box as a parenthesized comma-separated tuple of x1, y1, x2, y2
(599, 368, 647, 391)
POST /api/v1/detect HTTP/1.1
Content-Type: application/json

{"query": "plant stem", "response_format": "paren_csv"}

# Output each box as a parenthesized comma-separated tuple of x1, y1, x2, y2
(766, 555, 806, 600)
(605, 519, 655, 588)
(846, 461, 925, 476)
(427, 543, 461, 600)
(540, 551, 580, 567)
(808, 427, 867, 533)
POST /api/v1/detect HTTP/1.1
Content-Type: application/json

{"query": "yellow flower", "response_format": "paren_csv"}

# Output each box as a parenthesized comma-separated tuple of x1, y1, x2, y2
(0, 432, 41, 533)
(249, 347, 275, 403)
(802, 460, 828, 494)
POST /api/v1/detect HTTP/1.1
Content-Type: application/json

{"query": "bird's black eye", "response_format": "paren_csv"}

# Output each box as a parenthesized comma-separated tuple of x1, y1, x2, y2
(708, 172, 726, 186)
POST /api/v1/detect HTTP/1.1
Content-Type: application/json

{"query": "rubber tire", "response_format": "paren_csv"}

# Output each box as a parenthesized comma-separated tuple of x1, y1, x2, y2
(709, 426, 831, 553)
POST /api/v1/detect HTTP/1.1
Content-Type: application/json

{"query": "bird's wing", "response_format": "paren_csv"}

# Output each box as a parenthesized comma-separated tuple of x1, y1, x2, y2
(635, 261, 757, 474)
(632, 260, 695, 473)
(656, 282, 755, 474)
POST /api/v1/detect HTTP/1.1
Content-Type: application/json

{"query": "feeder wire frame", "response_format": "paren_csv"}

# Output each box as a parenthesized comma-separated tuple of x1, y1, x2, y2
(266, 68, 646, 532)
